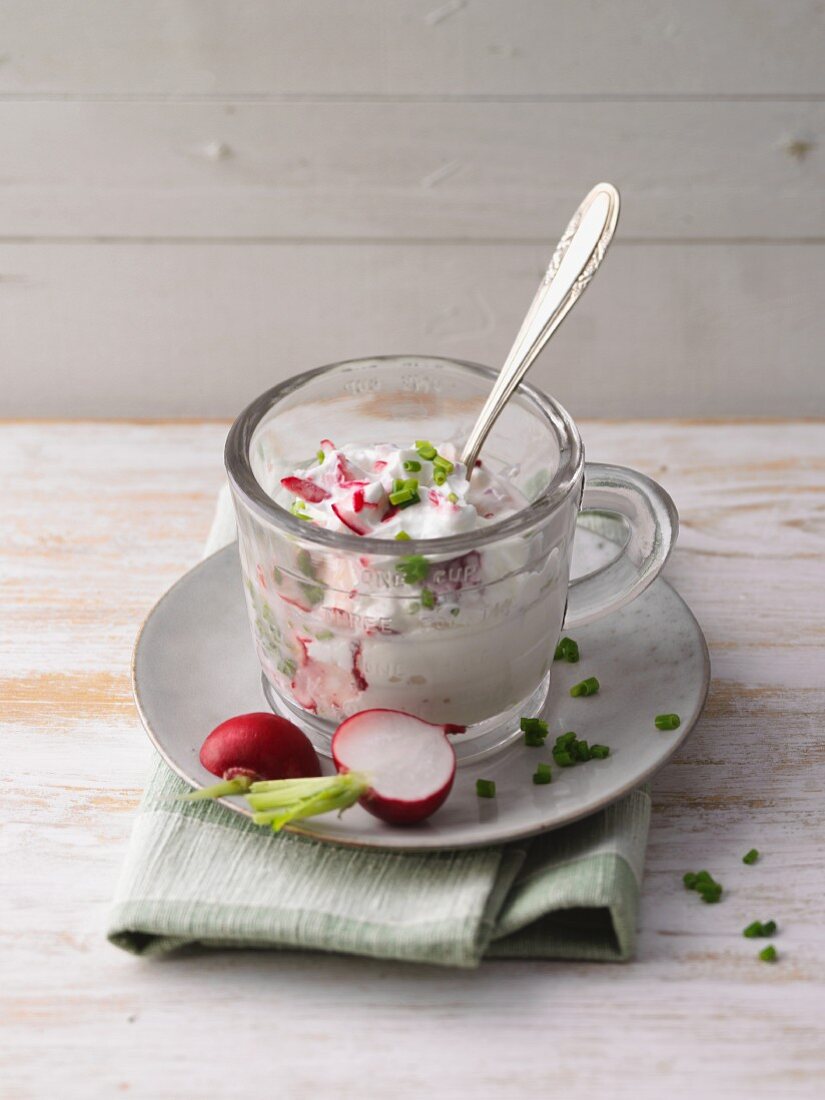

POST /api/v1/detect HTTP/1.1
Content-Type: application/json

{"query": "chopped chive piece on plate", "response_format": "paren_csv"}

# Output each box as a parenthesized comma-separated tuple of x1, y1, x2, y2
(759, 945, 777, 962)
(552, 749, 577, 767)
(520, 717, 548, 736)
(476, 778, 496, 798)
(554, 637, 580, 663)
(589, 744, 610, 759)
(570, 676, 599, 697)
(655, 713, 681, 730)
(533, 763, 552, 785)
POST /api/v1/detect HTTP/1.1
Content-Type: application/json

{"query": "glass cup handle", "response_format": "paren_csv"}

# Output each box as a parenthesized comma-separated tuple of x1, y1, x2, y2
(564, 462, 679, 628)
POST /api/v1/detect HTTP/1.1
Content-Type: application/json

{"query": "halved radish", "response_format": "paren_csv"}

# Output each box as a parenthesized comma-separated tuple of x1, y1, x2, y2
(184, 710, 460, 830)
(332, 709, 456, 825)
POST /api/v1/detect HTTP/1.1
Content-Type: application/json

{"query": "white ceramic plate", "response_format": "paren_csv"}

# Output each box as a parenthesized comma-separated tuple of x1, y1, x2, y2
(133, 534, 709, 851)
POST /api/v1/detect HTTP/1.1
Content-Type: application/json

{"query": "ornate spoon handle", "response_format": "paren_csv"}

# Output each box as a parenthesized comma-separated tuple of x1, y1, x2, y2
(460, 182, 620, 474)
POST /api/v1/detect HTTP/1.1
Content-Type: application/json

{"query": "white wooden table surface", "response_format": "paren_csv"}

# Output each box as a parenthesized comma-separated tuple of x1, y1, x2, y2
(2, 420, 823, 1099)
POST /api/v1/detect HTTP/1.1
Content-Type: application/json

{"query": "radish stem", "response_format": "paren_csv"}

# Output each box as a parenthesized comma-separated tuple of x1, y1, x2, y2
(180, 776, 253, 802)
(247, 772, 370, 831)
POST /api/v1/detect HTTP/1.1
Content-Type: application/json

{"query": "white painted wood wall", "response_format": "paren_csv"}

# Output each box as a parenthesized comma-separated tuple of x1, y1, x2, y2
(1, 1, 823, 418)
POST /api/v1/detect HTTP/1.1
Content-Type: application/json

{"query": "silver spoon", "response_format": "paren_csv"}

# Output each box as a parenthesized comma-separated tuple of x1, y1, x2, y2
(460, 182, 620, 475)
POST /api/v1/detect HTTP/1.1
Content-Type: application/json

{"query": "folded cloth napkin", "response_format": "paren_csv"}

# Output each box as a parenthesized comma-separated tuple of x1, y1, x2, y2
(108, 490, 651, 968)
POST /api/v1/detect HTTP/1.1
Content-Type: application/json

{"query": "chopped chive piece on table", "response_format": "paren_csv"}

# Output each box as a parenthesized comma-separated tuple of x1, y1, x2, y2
(744, 920, 778, 938)
(743, 848, 759, 865)
(655, 713, 681, 730)
(554, 637, 580, 663)
(533, 763, 553, 785)
(570, 676, 600, 697)
(759, 945, 777, 963)
(476, 778, 496, 799)
(683, 869, 723, 903)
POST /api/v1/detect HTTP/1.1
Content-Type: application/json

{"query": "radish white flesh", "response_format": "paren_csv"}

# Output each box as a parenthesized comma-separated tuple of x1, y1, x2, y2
(332, 709, 456, 825)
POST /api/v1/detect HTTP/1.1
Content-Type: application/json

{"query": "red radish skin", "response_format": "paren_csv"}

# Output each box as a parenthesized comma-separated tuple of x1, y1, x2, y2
(200, 712, 321, 783)
(332, 709, 456, 826)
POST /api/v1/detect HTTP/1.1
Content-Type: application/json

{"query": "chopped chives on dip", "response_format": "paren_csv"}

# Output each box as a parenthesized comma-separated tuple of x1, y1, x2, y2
(476, 778, 496, 798)
(421, 588, 436, 610)
(742, 848, 759, 865)
(533, 763, 552, 785)
(570, 676, 599, 697)
(403, 459, 422, 472)
(395, 555, 429, 583)
(415, 440, 437, 460)
(655, 713, 681, 730)
(395, 530, 411, 541)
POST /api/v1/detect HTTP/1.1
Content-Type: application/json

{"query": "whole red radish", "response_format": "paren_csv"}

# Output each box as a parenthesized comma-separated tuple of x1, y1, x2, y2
(332, 709, 456, 825)
(201, 712, 321, 783)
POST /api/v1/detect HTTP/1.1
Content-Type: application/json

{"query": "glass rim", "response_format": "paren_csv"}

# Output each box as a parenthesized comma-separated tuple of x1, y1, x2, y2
(224, 355, 584, 556)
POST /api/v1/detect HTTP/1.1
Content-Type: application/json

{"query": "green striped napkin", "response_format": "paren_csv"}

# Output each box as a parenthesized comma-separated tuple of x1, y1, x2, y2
(108, 491, 650, 968)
